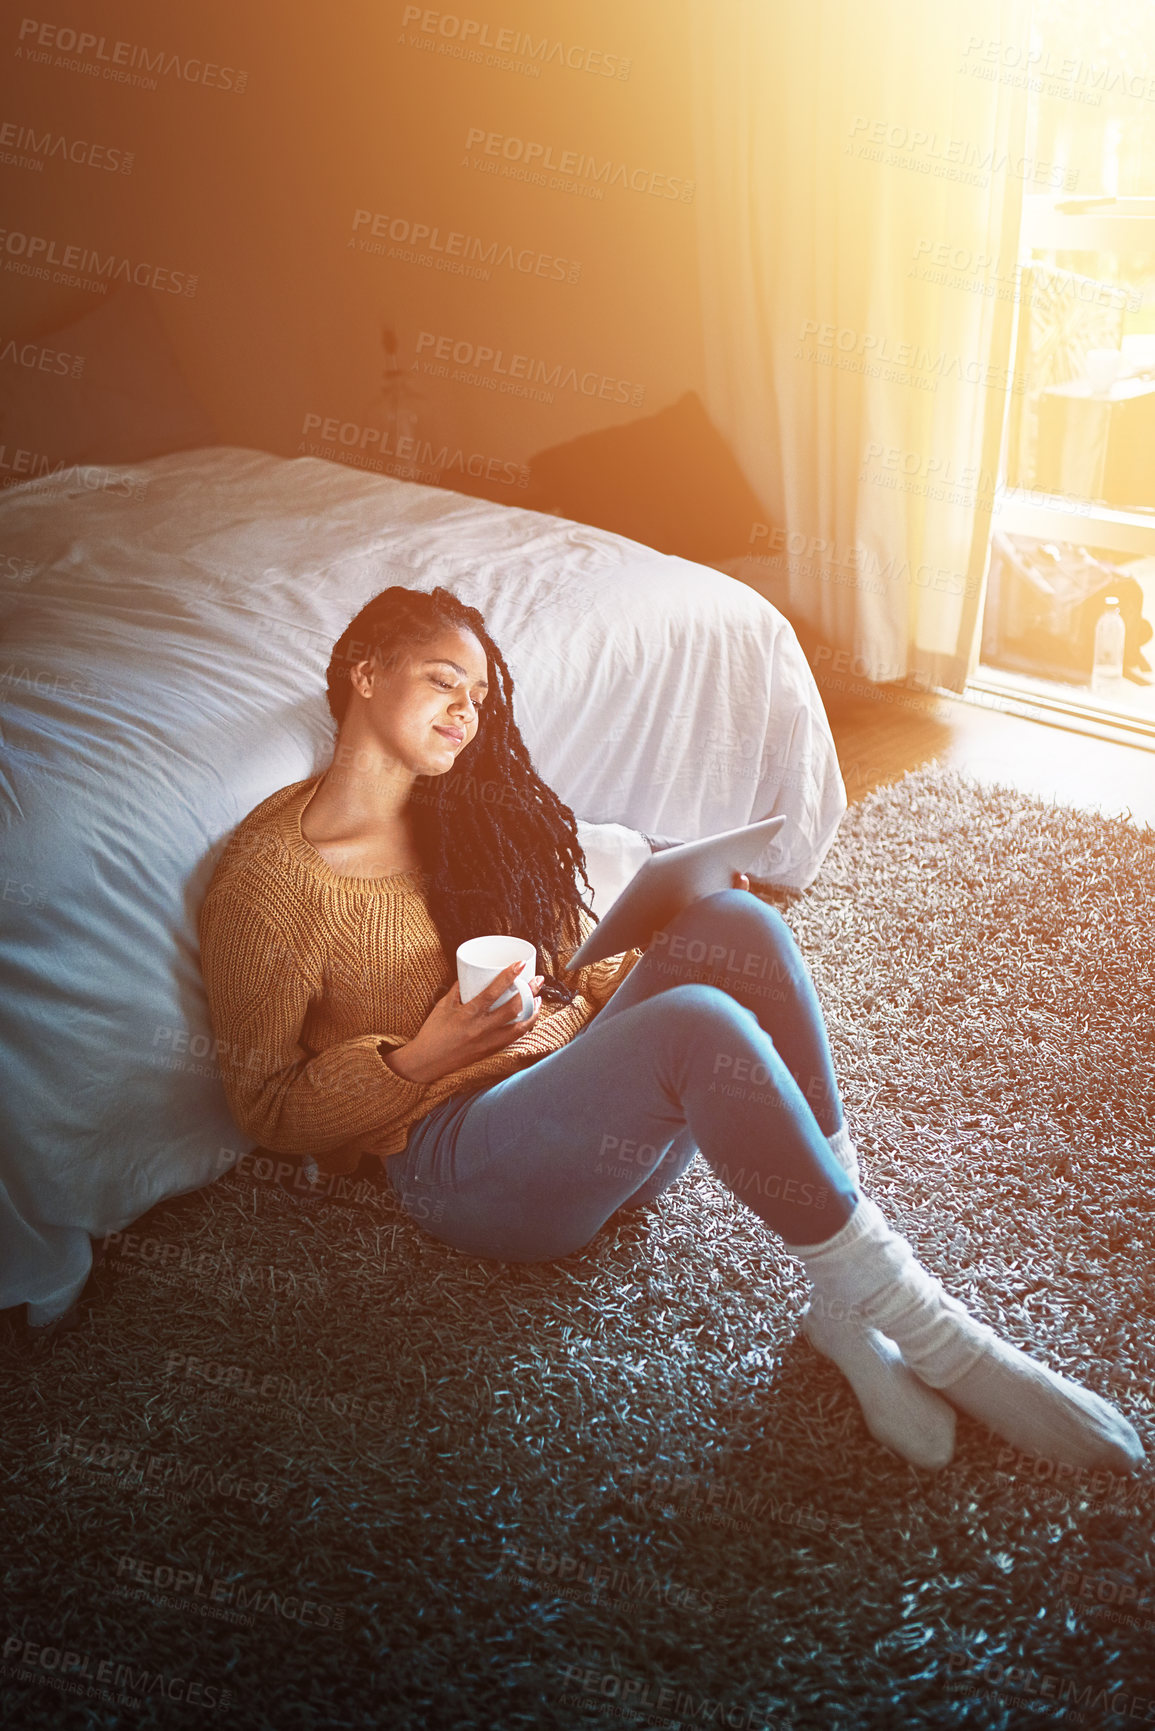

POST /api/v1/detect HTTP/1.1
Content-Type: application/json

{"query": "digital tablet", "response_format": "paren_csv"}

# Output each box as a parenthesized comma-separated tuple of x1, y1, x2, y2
(566, 814, 789, 970)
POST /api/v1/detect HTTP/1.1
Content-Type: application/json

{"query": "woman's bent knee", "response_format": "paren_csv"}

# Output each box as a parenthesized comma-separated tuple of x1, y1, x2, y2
(679, 886, 786, 935)
(651, 890, 792, 965)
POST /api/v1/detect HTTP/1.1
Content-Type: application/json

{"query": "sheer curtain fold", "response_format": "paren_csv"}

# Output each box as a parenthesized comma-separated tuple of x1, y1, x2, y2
(690, 0, 1032, 689)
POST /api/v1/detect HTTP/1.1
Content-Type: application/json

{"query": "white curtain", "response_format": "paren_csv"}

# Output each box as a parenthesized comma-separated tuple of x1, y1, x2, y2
(690, 0, 1033, 690)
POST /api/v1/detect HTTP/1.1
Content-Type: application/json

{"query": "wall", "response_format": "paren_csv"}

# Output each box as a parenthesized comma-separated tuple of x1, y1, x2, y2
(1, 0, 714, 516)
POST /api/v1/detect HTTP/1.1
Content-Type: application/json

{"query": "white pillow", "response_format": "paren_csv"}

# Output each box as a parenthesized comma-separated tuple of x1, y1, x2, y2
(575, 821, 652, 913)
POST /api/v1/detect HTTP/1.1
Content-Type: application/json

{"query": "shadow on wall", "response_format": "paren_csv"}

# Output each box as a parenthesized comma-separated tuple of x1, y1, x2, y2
(0, 288, 216, 478)
(519, 390, 770, 566)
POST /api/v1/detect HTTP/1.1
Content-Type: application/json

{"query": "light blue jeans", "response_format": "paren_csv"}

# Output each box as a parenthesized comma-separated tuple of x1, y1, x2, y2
(385, 891, 857, 1260)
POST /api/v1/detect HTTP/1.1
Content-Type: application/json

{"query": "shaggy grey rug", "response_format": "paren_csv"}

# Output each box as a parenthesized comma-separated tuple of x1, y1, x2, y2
(2, 765, 1153, 1731)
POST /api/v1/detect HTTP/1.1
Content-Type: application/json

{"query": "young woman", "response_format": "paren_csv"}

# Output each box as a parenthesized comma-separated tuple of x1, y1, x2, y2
(198, 585, 1144, 1477)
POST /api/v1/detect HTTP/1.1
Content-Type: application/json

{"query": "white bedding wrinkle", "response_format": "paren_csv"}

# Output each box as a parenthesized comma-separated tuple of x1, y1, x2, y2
(0, 445, 845, 1322)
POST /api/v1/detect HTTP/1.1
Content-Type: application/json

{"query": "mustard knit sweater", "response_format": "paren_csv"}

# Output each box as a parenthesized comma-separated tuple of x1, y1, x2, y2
(197, 776, 643, 1176)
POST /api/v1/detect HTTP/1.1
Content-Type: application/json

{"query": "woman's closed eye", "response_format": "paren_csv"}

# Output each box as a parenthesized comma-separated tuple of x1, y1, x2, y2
(434, 677, 484, 707)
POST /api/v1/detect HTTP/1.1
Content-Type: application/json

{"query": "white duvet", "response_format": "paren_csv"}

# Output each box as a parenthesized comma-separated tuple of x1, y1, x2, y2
(0, 446, 845, 1323)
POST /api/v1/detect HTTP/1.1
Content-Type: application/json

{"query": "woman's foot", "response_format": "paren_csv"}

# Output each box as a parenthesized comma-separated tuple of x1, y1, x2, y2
(803, 1121, 955, 1469)
(802, 1299, 956, 1470)
(941, 1341, 1143, 1472)
(790, 1197, 1145, 1475)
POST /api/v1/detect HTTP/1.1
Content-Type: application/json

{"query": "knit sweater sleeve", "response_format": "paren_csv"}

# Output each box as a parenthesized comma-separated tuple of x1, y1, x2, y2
(198, 893, 428, 1157)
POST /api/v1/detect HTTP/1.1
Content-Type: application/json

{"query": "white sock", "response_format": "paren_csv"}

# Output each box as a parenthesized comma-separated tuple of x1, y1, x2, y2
(826, 1122, 859, 1186)
(801, 1301, 956, 1469)
(945, 1345, 1147, 1471)
(798, 1123, 956, 1469)
(793, 1197, 1146, 1474)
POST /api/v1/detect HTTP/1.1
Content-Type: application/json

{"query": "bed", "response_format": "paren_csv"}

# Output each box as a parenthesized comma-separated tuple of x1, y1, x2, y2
(0, 445, 846, 1325)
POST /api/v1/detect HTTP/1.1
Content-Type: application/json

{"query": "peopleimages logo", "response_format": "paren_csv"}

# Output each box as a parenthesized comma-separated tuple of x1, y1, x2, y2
(0, 119, 133, 173)
(115, 1556, 345, 1630)
(959, 33, 1155, 104)
(0, 227, 196, 294)
(400, 7, 632, 78)
(164, 1351, 393, 1424)
(15, 19, 248, 92)
(946, 1649, 1155, 1723)
(463, 127, 694, 201)
(299, 413, 530, 488)
(557, 1662, 768, 1730)
(51, 1430, 288, 1506)
(0, 334, 84, 375)
(0, 446, 147, 496)
(846, 117, 1077, 190)
(501, 1542, 725, 1616)
(2, 1636, 233, 1712)
(415, 330, 644, 406)
(350, 208, 581, 283)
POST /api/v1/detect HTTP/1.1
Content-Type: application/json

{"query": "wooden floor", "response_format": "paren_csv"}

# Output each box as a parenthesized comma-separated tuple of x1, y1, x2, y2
(819, 679, 1155, 828)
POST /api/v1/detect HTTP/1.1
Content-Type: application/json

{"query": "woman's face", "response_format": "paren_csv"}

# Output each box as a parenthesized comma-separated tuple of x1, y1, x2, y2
(351, 625, 490, 778)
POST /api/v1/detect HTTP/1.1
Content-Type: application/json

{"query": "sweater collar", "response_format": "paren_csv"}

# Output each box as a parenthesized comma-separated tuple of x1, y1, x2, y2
(276, 776, 428, 893)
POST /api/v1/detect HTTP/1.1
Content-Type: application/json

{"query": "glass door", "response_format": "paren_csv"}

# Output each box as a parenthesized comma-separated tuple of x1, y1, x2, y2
(974, 0, 1155, 745)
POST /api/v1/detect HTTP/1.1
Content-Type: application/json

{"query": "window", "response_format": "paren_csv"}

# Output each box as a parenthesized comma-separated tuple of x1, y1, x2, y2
(977, 0, 1155, 738)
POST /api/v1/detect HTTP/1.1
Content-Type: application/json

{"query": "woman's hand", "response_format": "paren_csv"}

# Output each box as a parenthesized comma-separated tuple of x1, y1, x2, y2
(383, 962, 545, 1086)
(733, 871, 751, 893)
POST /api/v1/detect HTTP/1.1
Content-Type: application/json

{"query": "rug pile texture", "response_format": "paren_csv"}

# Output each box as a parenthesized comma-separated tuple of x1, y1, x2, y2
(2, 766, 1153, 1730)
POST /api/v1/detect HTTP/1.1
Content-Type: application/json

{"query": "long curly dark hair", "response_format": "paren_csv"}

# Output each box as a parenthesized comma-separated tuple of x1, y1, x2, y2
(323, 585, 598, 1004)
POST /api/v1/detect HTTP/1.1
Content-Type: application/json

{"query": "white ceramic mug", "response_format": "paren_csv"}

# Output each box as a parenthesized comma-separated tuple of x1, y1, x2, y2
(456, 935, 537, 1021)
